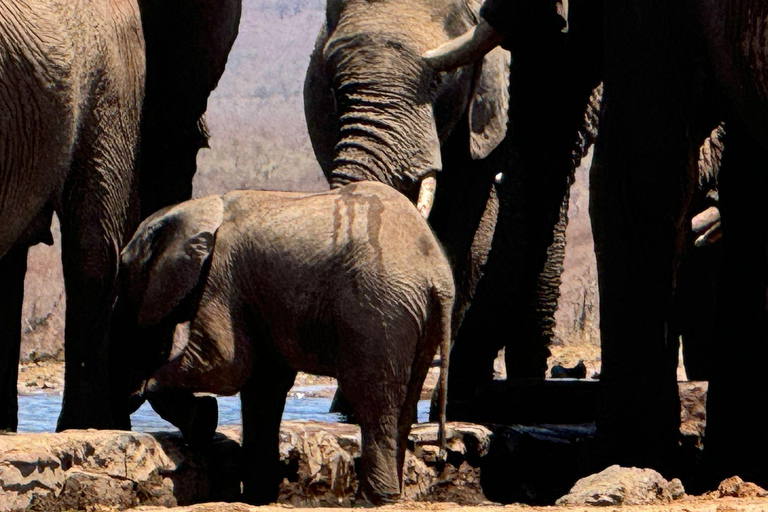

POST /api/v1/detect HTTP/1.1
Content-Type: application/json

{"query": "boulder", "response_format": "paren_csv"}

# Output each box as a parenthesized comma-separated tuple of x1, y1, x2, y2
(0, 430, 240, 512)
(555, 464, 686, 506)
(713, 476, 768, 498)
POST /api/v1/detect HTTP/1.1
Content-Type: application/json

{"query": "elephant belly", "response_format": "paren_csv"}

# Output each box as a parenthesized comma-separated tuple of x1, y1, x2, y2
(264, 317, 340, 379)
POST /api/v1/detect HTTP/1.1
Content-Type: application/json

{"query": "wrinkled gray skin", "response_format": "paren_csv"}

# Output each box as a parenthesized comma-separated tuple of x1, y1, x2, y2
(0, 0, 145, 432)
(305, 0, 510, 416)
(305, 0, 594, 416)
(120, 182, 455, 505)
(0, 0, 241, 433)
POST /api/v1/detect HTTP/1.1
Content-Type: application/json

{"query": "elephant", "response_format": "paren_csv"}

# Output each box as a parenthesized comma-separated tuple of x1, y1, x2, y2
(304, 0, 599, 419)
(110, 0, 242, 429)
(0, 0, 146, 432)
(426, 0, 768, 488)
(118, 181, 454, 505)
(0, 0, 242, 432)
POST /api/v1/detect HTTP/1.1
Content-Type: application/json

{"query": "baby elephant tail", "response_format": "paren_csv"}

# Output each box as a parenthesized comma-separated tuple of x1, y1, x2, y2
(434, 283, 454, 461)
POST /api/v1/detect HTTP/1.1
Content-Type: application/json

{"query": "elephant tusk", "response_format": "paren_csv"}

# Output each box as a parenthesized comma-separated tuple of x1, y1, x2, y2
(692, 206, 722, 247)
(691, 206, 720, 234)
(416, 173, 437, 219)
(694, 222, 722, 247)
(422, 19, 505, 72)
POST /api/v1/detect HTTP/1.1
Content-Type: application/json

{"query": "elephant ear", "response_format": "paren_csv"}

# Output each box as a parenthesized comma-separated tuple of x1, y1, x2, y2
(468, 46, 511, 160)
(121, 196, 225, 327)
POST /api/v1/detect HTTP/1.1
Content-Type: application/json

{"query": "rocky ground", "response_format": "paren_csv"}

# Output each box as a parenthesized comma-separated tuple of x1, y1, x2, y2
(126, 497, 768, 512)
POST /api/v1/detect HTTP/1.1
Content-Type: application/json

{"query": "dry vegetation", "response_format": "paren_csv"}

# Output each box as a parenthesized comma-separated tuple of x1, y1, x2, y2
(18, 0, 601, 382)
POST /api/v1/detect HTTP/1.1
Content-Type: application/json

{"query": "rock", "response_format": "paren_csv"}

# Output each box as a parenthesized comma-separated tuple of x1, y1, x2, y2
(275, 421, 491, 506)
(715, 476, 768, 498)
(680, 381, 708, 446)
(0, 430, 241, 512)
(1, 422, 491, 511)
(555, 465, 686, 506)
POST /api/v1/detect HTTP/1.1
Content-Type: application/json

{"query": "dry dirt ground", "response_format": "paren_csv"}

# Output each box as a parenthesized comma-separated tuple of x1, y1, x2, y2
(124, 497, 768, 512)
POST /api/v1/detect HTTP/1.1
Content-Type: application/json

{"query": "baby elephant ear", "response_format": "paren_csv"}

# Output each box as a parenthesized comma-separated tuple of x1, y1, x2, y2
(121, 195, 225, 327)
(468, 46, 511, 160)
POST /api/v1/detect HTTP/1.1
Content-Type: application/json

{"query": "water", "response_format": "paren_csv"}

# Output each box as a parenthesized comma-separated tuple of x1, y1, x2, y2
(17, 393, 430, 433)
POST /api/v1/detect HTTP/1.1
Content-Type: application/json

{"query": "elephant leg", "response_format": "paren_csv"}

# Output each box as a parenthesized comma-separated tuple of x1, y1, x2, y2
(591, 73, 706, 472)
(149, 389, 218, 448)
(137, 0, 241, 218)
(0, 246, 28, 432)
(56, 119, 140, 431)
(342, 378, 407, 505)
(57, 205, 128, 430)
(329, 385, 356, 423)
(676, 242, 721, 381)
(240, 360, 296, 505)
(704, 122, 768, 486)
(429, 135, 500, 415)
(336, 313, 421, 505)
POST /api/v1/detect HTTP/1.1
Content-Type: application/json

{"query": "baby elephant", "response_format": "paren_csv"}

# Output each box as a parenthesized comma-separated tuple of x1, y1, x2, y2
(120, 181, 455, 505)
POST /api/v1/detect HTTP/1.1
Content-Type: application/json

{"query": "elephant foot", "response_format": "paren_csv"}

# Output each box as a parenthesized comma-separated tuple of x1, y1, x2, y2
(329, 387, 357, 424)
(355, 485, 400, 507)
(149, 391, 218, 448)
(57, 401, 119, 431)
(183, 395, 218, 448)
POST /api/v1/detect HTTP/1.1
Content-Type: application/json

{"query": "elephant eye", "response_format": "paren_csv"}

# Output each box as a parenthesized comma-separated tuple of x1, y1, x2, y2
(430, 71, 446, 92)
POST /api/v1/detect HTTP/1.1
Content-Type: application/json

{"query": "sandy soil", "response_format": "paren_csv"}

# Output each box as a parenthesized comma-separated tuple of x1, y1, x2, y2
(124, 496, 768, 512)
(17, 360, 64, 395)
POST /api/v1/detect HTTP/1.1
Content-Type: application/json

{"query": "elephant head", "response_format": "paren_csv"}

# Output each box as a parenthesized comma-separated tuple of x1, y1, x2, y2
(116, 196, 225, 400)
(304, 0, 510, 217)
(121, 195, 224, 328)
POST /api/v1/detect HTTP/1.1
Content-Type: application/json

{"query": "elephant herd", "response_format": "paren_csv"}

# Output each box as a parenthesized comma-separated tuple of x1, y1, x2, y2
(1, 0, 767, 505)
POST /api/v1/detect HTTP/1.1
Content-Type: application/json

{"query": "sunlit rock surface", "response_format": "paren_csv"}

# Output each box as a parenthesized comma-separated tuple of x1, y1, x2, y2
(555, 465, 686, 506)
(0, 421, 491, 512)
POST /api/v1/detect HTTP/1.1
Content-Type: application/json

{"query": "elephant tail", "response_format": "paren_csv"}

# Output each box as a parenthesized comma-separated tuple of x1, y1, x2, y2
(434, 281, 454, 461)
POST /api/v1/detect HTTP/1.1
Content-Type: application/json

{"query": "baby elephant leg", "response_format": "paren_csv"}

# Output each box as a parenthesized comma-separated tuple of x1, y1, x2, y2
(148, 389, 218, 448)
(240, 361, 297, 505)
(336, 316, 420, 505)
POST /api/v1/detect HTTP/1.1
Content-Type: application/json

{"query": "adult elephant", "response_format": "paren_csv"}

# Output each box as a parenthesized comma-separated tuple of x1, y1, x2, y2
(304, 0, 599, 416)
(109, 0, 242, 429)
(428, 0, 768, 486)
(0, 0, 241, 432)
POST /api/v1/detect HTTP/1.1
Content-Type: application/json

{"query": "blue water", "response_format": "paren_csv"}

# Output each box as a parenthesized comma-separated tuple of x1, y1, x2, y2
(17, 394, 430, 433)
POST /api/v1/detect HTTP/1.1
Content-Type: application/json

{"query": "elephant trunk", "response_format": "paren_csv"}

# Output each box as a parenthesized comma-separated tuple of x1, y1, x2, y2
(330, 93, 443, 200)
(326, 36, 444, 201)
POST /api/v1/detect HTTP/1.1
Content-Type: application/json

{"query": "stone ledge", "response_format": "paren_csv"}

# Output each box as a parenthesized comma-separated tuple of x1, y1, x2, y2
(0, 422, 491, 512)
